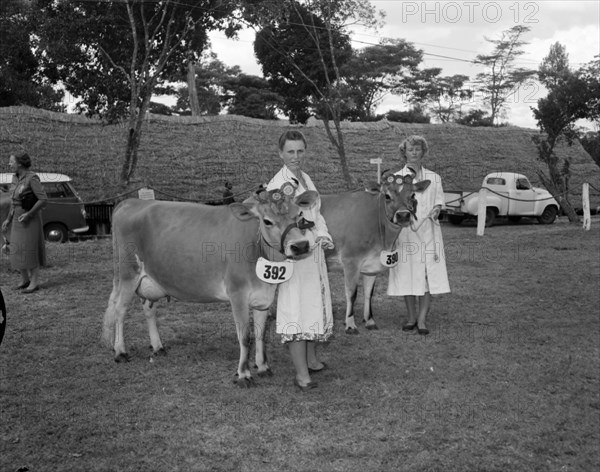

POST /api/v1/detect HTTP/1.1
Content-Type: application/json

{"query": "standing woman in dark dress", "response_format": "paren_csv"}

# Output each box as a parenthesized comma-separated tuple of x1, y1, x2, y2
(1, 152, 47, 293)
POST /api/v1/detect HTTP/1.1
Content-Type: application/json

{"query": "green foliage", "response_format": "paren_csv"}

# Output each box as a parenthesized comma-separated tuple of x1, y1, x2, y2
(223, 74, 283, 119)
(529, 44, 600, 222)
(409, 71, 472, 123)
(475, 25, 536, 125)
(456, 109, 494, 127)
(254, 1, 353, 122)
(174, 54, 241, 115)
(340, 39, 423, 121)
(0, 0, 64, 110)
(385, 106, 430, 124)
(37, 0, 240, 120)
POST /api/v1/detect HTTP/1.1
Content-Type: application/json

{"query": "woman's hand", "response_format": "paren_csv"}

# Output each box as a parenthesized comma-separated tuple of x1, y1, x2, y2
(1, 220, 10, 233)
(17, 212, 31, 224)
(316, 236, 335, 250)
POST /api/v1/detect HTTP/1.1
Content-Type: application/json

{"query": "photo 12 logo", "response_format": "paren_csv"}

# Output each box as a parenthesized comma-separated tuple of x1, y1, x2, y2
(401, 2, 540, 24)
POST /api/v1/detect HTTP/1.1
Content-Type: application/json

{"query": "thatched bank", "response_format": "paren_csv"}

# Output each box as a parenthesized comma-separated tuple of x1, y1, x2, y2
(0, 106, 598, 207)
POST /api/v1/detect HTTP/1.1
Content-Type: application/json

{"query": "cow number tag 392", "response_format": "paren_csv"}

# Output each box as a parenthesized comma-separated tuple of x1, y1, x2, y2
(380, 249, 399, 268)
(256, 257, 295, 284)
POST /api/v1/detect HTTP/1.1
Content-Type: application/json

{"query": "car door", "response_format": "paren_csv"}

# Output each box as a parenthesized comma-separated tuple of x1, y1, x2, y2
(511, 177, 536, 216)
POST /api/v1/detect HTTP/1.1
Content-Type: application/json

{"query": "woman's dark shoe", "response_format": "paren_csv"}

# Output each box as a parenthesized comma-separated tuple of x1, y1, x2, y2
(293, 379, 318, 391)
(402, 321, 418, 331)
(417, 326, 430, 335)
(308, 362, 327, 374)
(22, 286, 40, 294)
(13, 281, 30, 290)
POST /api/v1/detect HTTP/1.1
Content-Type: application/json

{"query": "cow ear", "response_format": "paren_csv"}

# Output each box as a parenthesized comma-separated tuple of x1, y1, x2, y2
(414, 180, 431, 192)
(364, 181, 381, 195)
(294, 190, 318, 208)
(229, 201, 257, 221)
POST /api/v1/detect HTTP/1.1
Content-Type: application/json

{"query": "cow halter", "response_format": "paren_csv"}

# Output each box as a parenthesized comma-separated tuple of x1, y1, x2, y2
(254, 219, 313, 285)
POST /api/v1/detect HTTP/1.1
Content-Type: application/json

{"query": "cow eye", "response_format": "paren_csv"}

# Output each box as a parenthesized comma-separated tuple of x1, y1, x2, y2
(263, 218, 274, 227)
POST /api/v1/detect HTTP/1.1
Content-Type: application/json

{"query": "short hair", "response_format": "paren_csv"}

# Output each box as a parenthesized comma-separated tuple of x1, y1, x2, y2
(398, 135, 429, 160)
(12, 152, 32, 169)
(278, 130, 307, 151)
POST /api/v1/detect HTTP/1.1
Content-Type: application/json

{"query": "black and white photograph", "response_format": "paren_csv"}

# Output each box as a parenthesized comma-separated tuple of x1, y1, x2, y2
(1, 1, 599, 470)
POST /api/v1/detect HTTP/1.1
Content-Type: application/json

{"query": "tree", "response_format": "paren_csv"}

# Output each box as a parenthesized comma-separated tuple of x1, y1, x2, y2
(531, 48, 599, 223)
(385, 106, 430, 124)
(455, 109, 493, 127)
(340, 39, 422, 121)
(409, 70, 472, 123)
(222, 74, 283, 119)
(252, 0, 382, 188)
(173, 53, 241, 116)
(579, 131, 600, 168)
(0, 0, 64, 110)
(38, 0, 241, 184)
(538, 42, 570, 90)
(475, 25, 536, 125)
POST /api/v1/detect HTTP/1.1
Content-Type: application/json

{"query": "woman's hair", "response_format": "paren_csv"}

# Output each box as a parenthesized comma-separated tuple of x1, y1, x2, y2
(278, 130, 307, 151)
(398, 135, 429, 160)
(12, 152, 32, 169)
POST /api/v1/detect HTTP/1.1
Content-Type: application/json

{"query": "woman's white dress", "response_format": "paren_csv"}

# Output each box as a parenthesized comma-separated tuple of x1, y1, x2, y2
(267, 166, 334, 343)
(387, 166, 451, 296)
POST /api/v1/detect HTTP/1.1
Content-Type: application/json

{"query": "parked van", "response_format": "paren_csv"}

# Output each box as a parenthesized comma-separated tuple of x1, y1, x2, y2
(0, 173, 88, 242)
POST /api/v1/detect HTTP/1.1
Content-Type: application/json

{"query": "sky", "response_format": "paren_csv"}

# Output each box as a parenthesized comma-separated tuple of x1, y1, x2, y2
(208, 0, 600, 130)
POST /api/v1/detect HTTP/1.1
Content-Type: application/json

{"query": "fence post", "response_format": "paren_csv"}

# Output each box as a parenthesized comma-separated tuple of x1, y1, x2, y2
(582, 183, 591, 231)
(477, 187, 487, 236)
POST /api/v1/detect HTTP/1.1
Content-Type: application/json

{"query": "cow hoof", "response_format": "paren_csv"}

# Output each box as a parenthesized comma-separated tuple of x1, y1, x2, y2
(345, 327, 359, 335)
(234, 377, 255, 388)
(257, 368, 273, 378)
(365, 323, 379, 330)
(114, 353, 130, 363)
(151, 347, 167, 357)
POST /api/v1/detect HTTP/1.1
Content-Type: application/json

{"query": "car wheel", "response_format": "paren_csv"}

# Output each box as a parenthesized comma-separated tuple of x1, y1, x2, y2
(448, 215, 464, 226)
(537, 206, 558, 224)
(44, 223, 69, 243)
(0, 288, 6, 347)
(485, 208, 496, 227)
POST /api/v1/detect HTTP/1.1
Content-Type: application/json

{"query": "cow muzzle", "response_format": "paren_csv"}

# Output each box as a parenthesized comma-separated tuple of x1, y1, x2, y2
(288, 240, 310, 257)
(393, 210, 413, 226)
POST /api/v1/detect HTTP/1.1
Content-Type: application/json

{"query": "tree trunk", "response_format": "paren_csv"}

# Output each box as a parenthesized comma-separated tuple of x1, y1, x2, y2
(322, 117, 354, 189)
(120, 90, 153, 185)
(537, 170, 580, 223)
(187, 59, 200, 116)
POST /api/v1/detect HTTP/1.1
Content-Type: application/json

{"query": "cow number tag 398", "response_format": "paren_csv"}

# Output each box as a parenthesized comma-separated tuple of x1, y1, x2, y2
(256, 257, 295, 284)
(380, 249, 399, 268)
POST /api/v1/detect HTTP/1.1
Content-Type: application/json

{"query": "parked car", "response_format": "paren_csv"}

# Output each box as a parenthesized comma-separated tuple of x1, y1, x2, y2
(0, 172, 88, 242)
(443, 172, 560, 227)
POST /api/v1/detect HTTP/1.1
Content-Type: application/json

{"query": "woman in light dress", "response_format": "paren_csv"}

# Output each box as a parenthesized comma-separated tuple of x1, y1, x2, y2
(267, 130, 334, 391)
(387, 135, 450, 335)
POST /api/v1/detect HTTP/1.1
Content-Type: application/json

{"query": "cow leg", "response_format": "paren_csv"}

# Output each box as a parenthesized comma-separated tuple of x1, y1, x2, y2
(362, 275, 379, 330)
(142, 300, 165, 356)
(343, 263, 361, 334)
(253, 309, 272, 377)
(231, 299, 255, 387)
(110, 278, 137, 362)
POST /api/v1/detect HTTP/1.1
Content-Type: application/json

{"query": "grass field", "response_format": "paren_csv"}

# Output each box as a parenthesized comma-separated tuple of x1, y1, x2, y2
(1, 216, 599, 471)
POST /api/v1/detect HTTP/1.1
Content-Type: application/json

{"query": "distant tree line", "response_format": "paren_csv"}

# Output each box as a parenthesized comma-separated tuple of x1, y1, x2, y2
(1, 0, 598, 190)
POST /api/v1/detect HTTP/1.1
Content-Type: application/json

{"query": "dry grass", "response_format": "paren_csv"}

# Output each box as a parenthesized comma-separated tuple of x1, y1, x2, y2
(1, 217, 599, 471)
